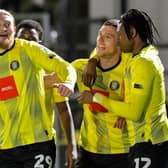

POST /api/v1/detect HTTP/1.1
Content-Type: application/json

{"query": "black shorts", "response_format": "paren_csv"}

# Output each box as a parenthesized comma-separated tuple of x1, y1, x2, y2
(129, 141, 168, 168)
(75, 147, 129, 168)
(0, 139, 56, 168)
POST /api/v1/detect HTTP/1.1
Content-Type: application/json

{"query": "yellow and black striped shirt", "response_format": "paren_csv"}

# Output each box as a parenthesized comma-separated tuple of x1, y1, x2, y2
(72, 52, 131, 154)
(0, 38, 76, 149)
(93, 45, 168, 145)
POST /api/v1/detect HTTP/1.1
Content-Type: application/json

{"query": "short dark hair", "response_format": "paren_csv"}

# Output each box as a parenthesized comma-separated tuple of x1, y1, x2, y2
(120, 9, 159, 44)
(17, 19, 44, 41)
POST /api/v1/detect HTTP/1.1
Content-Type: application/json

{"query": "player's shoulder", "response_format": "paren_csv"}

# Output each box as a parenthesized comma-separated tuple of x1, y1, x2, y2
(121, 52, 132, 61)
(71, 58, 89, 68)
(138, 45, 162, 69)
(15, 38, 41, 49)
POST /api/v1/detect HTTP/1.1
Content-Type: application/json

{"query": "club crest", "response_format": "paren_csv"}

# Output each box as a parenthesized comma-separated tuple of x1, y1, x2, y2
(10, 60, 19, 70)
(110, 80, 120, 90)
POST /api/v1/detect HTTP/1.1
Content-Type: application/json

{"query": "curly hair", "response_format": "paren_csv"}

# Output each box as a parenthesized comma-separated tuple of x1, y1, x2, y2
(17, 19, 44, 41)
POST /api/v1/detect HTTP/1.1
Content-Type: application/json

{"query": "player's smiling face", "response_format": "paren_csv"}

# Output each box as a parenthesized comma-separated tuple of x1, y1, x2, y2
(96, 25, 119, 58)
(0, 14, 15, 50)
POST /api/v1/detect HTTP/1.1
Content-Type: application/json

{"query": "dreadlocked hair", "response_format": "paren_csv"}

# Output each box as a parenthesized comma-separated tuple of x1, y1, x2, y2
(120, 9, 159, 44)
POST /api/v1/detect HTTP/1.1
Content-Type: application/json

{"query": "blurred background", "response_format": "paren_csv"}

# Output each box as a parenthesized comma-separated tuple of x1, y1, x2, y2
(1, 0, 168, 167)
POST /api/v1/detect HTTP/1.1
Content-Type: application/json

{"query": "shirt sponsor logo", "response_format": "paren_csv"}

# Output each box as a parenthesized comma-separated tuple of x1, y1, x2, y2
(89, 89, 109, 113)
(110, 80, 120, 90)
(10, 60, 19, 70)
(0, 76, 19, 100)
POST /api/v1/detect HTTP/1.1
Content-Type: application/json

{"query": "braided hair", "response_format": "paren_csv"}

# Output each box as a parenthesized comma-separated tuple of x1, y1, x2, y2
(120, 9, 159, 44)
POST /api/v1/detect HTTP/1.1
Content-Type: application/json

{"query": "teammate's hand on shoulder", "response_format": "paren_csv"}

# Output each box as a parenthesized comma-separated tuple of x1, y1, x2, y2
(82, 58, 97, 88)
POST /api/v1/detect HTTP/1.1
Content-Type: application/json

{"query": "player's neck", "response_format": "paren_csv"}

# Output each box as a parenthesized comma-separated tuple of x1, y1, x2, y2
(132, 37, 147, 56)
(0, 40, 15, 54)
(99, 52, 121, 69)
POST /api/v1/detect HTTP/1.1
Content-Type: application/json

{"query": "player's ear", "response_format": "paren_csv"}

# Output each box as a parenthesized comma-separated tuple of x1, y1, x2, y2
(130, 26, 137, 39)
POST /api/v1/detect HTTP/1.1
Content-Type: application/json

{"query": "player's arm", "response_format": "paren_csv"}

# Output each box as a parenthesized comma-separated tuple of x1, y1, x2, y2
(79, 59, 155, 121)
(93, 59, 155, 121)
(56, 101, 77, 168)
(82, 48, 99, 88)
(30, 43, 77, 96)
(43, 72, 58, 89)
(43, 72, 74, 96)
(48, 60, 76, 97)
(50, 75, 77, 168)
